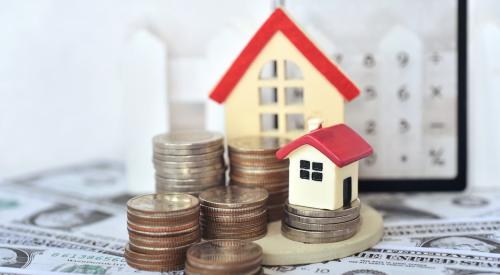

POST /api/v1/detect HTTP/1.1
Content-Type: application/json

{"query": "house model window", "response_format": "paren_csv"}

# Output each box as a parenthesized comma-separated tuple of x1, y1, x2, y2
(258, 60, 305, 134)
(299, 160, 323, 182)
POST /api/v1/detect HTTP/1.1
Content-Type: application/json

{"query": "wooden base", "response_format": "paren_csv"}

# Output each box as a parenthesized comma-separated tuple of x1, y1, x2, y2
(254, 204, 383, 266)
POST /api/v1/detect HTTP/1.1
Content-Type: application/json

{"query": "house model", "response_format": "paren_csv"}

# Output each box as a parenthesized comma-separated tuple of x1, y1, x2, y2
(209, 8, 360, 140)
(276, 121, 373, 210)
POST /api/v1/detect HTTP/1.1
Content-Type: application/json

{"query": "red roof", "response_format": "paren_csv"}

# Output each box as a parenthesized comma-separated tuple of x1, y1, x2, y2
(209, 8, 360, 103)
(276, 124, 373, 168)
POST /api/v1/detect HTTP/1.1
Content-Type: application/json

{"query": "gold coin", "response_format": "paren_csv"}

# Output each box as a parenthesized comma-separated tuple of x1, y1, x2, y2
(285, 199, 361, 218)
(199, 186, 268, 209)
(127, 193, 199, 215)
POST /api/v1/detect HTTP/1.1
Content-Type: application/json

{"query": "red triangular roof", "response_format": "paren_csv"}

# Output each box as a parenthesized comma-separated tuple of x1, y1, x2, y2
(209, 8, 360, 103)
(276, 124, 373, 168)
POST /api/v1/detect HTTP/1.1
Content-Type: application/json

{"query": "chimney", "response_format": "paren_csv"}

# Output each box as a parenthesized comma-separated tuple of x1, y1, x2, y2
(307, 118, 323, 132)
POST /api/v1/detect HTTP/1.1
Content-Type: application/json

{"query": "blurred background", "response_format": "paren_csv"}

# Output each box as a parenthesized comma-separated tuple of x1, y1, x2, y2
(0, 0, 498, 190)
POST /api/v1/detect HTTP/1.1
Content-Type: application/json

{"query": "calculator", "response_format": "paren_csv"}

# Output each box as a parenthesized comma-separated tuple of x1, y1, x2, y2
(287, 0, 467, 191)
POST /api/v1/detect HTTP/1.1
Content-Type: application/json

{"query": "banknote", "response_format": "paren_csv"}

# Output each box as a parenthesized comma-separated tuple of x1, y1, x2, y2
(0, 183, 128, 256)
(0, 245, 166, 275)
(361, 191, 500, 222)
(264, 246, 500, 275)
(382, 217, 500, 254)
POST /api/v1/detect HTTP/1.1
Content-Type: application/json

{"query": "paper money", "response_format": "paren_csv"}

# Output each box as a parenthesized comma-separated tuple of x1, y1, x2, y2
(264, 246, 500, 275)
(382, 217, 500, 254)
(361, 192, 500, 222)
(0, 245, 154, 275)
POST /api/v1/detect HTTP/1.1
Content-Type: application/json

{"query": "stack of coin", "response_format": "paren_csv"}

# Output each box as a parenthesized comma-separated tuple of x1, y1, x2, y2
(153, 131, 226, 196)
(282, 199, 362, 244)
(228, 136, 290, 222)
(199, 186, 268, 240)
(185, 239, 263, 275)
(125, 193, 201, 272)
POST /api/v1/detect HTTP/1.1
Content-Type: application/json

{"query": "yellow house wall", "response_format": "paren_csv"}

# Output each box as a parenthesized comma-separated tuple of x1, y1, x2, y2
(287, 145, 337, 210)
(224, 32, 346, 140)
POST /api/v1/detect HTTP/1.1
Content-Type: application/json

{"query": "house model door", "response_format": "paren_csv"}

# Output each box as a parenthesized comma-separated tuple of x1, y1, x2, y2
(343, 177, 352, 207)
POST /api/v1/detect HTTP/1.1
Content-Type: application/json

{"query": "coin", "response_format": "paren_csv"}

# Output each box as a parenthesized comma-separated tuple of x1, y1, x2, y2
(127, 224, 199, 237)
(285, 198, 361, 218)
(129, 230, 200, 248)
(228, 136, 289, 154)
(126, 259, 184, 272)
(127, 219, 199, 233)
(153, 131, 223, 150)
(200, 204, 266, 215)
(284, 215, 360, 232)
(128, 241, 195, 255)
(200, 210, 266, 223)
(156, 167, 226, 180)
(284, 209, 359, 225)
(199, 186, 268, 209)
(153, 156, 224, 169)
(154, 148, 224, 162)
(127, 193, 199, 215)
(281, 222, 360, 242)
(127, 208, 199, 224)
(186, 240, 263, 267)
(153, 144, 223, 156)
(155, 163, 224, 175)
(156, 174, 225, 185)
(202, 228, 267, 241)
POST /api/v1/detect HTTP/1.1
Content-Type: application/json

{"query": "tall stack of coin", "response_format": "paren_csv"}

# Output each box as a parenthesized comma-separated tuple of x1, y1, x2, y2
(199, 186, 268, 240)
(282, 199, 361, 244)
(185, 240, 263, 275)
(125, 193, 200, 272)
(228, 136, 290, 222)
(153, 131, 226, 196)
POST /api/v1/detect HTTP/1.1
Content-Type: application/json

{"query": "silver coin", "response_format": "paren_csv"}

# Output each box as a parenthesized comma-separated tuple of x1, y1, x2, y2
(228, 136, 290, 154)
(154, 144, 223, 156)
(155, 167, 226, 180)
(285, 199, 361, 218)
(281, 222, 360, 241)
(281, 224, 358, 244)
(283, 215, 360, 232)
(153, 131, 223, 149)
(156, 174, 226, 185)
(156, 183, 223, 193)
(283, 209, 359, 225)
(155, 163, 224, 176)
(230, 166, 288, 175)
(153, 157, 224, 169)
(199, 186, 269, 209)
(154, 149, 224, 162)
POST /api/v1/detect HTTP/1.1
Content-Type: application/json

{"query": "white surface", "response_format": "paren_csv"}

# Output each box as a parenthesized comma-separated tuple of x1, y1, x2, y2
(0, 0, 499, 189)
(122, 30, 168, 194)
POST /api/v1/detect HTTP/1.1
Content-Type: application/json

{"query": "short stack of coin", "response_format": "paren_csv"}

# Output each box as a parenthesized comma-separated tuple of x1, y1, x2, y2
(125, 193, 201, 272)
(185, 239, 263, 275)
(228, 136, 290, 222)
(153, 131, 226, 196)
(199, 186, 268, 241)
(282, 199, 362, 244)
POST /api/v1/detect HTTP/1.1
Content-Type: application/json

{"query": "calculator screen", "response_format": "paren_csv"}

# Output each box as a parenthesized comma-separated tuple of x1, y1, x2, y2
(288, 0, 459, 180)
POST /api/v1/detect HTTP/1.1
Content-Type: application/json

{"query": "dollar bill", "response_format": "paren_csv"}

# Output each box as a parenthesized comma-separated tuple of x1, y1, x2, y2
(0, 184, 128, 256)
(381, 217, 500, 254)
(0, 245, 173, 275)
(264, 246, 500, 275)
(361, 192, 500, 222)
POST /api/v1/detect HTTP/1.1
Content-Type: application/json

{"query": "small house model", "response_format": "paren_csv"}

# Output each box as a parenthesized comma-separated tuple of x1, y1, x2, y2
(276, 122, 373, 210)
(209, 8, 360, 140)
